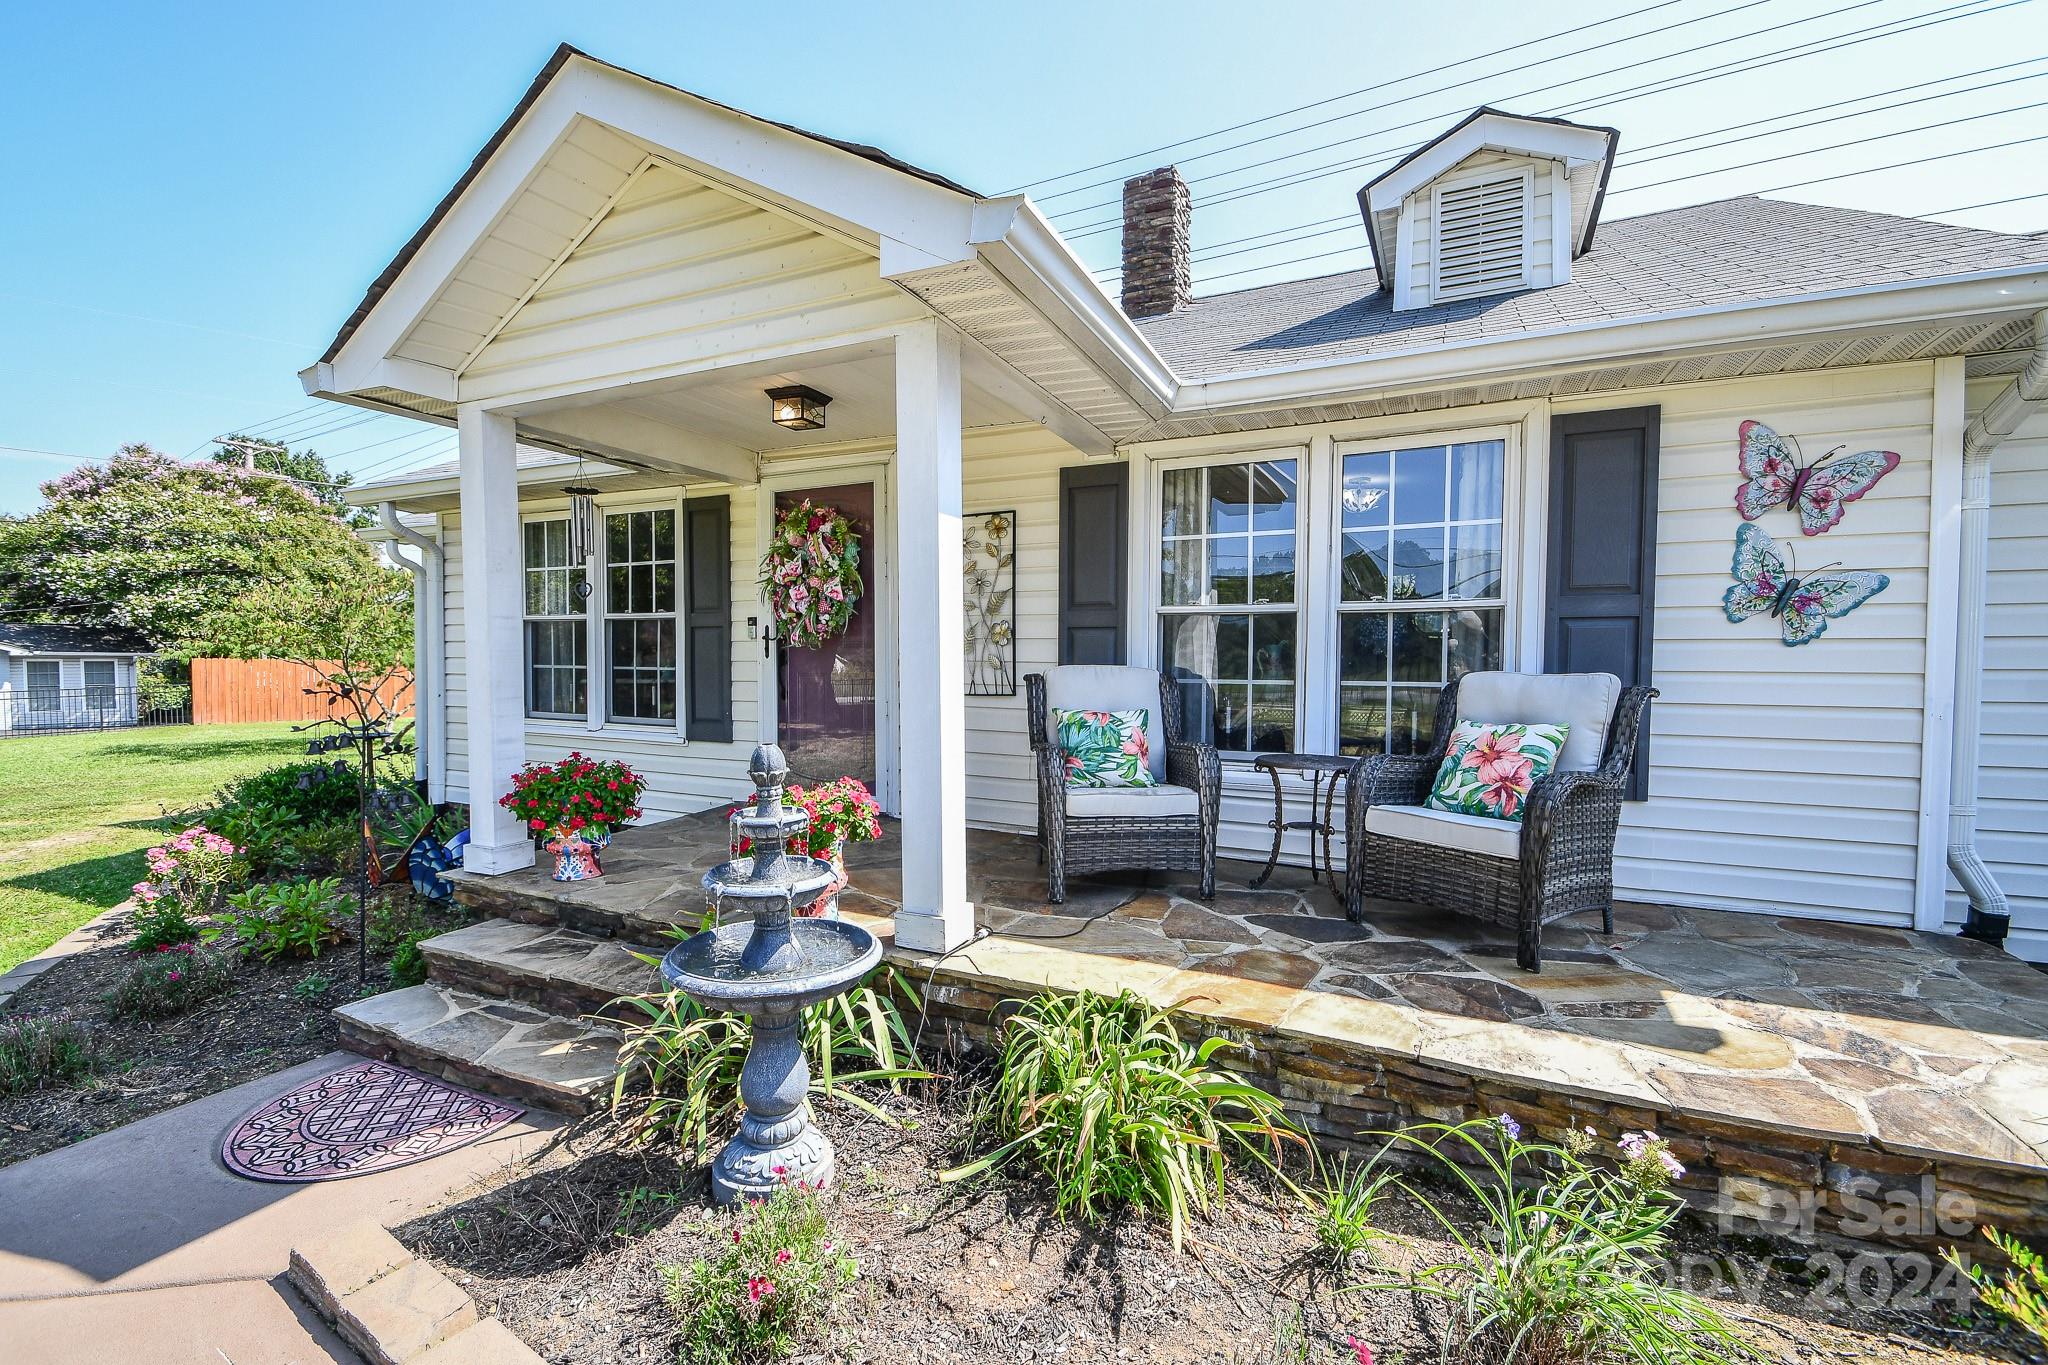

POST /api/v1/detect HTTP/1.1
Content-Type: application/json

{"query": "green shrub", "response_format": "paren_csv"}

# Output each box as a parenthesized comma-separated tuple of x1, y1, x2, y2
(940, 989, 1301, 1252)
(217, 760, 360, 829)
(1380, 1117, 1745, 1364)
(216, 877, 348, 962)
(129, 897, 202, 954)
(0, 1016, 104, 1095)
(106, 943, 238, 1019)
(293, 972, 334, 1004)
(368, 897, 442, 987)
(612, 967, 927, 1152)
(662, 1176, 858, 1365)
(1951, 1229, 2048, 1347)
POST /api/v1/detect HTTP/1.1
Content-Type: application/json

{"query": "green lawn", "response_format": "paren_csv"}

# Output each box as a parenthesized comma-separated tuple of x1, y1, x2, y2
(0, 723, 305, 972)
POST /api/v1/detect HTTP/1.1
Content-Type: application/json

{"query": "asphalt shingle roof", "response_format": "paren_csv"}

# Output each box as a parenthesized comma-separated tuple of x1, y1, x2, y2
(1132, 197, 2048, 381)
(0, 624, 154, 656)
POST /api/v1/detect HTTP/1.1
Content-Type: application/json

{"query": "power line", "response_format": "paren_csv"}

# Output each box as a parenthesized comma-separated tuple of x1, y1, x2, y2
(1181, 141, 2048, 292)
(1056, 0, 2023, 236)
(1607, 128, 2048, 196)
(1610, 97, 2048, 195)
(1027, 0, 1782, 204)
(1047, 0, 1920, 222)
(1095, 60, 2047, 283)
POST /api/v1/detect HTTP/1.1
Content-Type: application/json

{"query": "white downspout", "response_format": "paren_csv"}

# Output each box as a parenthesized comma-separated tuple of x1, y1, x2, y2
(1948, 309, 2048, 942)
(380, 503, 447, 801)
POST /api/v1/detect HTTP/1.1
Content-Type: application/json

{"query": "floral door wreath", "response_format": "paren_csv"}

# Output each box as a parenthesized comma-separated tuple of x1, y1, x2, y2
(760, 498, 863, 648)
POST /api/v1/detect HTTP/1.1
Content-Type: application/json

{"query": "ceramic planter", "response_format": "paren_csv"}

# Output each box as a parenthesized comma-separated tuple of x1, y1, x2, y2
(545, 830, 609, 882)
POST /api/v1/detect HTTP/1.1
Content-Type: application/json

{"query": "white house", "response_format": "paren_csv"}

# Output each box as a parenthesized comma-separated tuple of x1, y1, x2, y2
(326, 48, 2048, 960)
(0, 624, 152, 734)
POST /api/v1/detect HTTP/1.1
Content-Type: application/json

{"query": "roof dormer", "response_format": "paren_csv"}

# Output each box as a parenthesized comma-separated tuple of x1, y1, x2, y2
(1358, 109, 1617, 312)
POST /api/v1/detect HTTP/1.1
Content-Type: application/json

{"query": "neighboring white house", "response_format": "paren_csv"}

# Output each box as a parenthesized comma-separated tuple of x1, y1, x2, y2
(0, 624, 153, 733)
(322, 47, 2048, 959)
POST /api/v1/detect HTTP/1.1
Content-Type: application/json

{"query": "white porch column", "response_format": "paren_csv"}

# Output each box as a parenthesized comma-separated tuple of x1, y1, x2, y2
(456, 404, 534, 874)
(892, 320, 974, 952)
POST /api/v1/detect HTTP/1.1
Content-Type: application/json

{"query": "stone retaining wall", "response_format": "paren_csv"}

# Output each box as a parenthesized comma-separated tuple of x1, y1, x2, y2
(903, 963, 2047, 1256)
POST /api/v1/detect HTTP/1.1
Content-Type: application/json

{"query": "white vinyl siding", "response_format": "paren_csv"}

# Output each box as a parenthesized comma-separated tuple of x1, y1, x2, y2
(441, 490, 763, 819)
(1958, 381, 2048, 951)
(1561, 363, 1937, 927)
(456, 162, 925, 402)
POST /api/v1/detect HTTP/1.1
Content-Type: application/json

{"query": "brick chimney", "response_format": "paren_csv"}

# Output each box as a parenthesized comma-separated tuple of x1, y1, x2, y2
(1120, 167, 1191, 319)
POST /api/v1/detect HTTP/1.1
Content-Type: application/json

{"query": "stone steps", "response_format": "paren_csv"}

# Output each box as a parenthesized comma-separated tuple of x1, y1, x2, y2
(449, 868, 704, 944)
(334, 983, 621, 1115)
(421, 918, 669, 1023)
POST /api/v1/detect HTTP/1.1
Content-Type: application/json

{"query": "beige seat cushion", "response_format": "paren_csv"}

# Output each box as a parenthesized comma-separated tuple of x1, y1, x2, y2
(1065, 784, 1200, 819)
(1456, 670, 1622, 774)
(1364, 803, 1520, 859)
(1042, 665, 1168, 783)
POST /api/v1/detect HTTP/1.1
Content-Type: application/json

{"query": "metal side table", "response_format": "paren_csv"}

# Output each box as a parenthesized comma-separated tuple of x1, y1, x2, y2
(1249, 753, 1359, 889)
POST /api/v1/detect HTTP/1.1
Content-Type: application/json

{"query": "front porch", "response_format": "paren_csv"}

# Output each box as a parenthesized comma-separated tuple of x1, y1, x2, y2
(414, 810, 2048, 1250)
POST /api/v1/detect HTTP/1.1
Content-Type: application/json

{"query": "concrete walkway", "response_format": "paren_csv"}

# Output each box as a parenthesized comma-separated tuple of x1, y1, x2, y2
(0, 1051, 560, 1363)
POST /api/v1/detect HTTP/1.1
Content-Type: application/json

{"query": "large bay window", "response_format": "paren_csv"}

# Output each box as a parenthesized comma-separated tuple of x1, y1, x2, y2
(1157, 457, 1298, 752)
(1337, 439, 1506, 755)
(605, 508, 678, 724)
(1151, 431, 1511, 762)
(523, 518, 588, 720)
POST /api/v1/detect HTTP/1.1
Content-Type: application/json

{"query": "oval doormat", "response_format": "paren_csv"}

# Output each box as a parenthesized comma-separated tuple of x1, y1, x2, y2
(221, 1058, 524, 1182)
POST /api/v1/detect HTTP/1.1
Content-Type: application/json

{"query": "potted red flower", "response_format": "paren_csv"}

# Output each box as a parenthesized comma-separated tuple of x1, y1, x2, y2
(727, 775, 882, 917)
(501, 752, 646, 881)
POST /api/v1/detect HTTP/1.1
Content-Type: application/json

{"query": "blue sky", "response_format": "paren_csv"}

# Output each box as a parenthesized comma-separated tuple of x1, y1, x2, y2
(2, 0, 2043, 514)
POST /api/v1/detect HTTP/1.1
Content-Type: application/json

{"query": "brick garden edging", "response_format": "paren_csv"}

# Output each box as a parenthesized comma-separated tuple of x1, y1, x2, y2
(288, 1220, 546, 1365)
(899, 953, 2048, 1256)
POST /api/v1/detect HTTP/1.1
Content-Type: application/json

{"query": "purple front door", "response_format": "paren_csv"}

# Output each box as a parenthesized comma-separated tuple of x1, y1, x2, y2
(773, 482, 877, 788)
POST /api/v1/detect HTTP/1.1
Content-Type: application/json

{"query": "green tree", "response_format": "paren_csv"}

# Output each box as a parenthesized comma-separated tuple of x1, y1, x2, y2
(0, 444, 409, 656)
(209, 434, 371, 528)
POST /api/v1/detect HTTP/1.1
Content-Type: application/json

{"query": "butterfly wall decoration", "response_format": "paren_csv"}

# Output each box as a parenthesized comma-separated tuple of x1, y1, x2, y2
(1723, 522, 1889, 647)
(1736, 419, 1899, 535)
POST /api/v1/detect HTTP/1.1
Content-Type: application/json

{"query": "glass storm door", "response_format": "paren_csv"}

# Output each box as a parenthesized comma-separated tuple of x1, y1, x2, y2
(773, 482, 877, 788)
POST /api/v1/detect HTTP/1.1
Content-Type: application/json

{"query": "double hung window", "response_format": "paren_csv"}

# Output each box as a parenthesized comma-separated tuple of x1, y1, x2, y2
(1156, 458, 1298, 753)
(83, 660, 116, 711)
(25, 660, 59, 714)
(523, 519, 588, 719)
(605, 509, 677, 724)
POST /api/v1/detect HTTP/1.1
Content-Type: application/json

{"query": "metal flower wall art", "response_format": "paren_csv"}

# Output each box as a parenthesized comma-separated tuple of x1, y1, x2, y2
(1724, 420, 1895, 646)
(963, 510, 1017, 696)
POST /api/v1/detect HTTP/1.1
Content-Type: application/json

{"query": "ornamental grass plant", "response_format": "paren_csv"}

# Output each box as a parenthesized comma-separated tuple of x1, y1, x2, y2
(0, 1015, 104, 1095)
(1375, 1117, 1748, 1365)
(611, 966, 928, 1151)
(941, 988, 1301, 1252)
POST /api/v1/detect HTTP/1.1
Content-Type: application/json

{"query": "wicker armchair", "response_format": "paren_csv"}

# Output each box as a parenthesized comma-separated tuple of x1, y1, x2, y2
(1344, 672, 1656, 972)
(1026, 667, 1221, 903)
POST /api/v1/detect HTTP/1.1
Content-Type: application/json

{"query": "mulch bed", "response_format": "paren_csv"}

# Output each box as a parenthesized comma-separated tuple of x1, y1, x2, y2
(0, 898, 448, 1168)
(396, 1071, 2045, 1365)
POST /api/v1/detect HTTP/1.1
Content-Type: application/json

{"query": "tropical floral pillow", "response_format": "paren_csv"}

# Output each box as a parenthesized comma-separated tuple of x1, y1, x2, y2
(1055, 708, 1156, 788)
(1424, 720, 1570, 822)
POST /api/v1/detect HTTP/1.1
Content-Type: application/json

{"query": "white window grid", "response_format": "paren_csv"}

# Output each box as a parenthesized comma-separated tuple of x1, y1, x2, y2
(522, 516, 587, 720)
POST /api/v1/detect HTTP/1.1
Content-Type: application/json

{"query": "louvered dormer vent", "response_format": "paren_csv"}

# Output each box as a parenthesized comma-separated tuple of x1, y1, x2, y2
(1430, 169, 1532, 302)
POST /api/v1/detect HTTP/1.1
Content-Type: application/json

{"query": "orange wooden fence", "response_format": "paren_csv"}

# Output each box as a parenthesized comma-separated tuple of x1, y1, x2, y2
(191, 658, 413, 726)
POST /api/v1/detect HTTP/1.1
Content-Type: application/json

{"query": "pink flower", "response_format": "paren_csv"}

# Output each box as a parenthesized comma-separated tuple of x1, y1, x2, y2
(1348, 1338, 1374, 1365)
(167, 971, 182, 982)
(746, 1276, 775, 1304)
(775, 1248, 792, 1265)
(732, 1227, 742, 1244)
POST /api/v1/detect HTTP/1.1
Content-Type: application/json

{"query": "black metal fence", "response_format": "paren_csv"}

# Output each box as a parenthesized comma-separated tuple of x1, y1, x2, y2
(0, 687, 192, 738)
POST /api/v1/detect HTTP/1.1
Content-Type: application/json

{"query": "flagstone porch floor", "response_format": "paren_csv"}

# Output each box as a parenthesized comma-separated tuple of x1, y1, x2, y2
(428, 811, 2048, 1242)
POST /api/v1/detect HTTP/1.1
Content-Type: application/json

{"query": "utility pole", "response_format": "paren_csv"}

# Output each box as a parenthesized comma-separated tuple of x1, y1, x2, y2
(211, 436, 268, 470)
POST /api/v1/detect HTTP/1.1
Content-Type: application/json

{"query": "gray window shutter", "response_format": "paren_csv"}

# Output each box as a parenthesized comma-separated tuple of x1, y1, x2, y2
(682, 496, 732, 742)
(1546, 407, 1658, 799)
(1058, 464, 1129, 664)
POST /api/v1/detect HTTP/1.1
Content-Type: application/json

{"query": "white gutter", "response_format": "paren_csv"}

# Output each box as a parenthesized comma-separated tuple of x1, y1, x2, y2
(1948, 309, 2048, 942)
(379, 503, 447, 801)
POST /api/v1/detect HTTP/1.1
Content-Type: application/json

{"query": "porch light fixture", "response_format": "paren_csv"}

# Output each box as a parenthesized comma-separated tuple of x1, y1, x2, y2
(766, 384, 831, 431)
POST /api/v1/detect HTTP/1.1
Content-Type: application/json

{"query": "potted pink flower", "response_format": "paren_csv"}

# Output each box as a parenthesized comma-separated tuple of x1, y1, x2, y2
(726, 775, 882, 917)
(500, 752, 646, 881)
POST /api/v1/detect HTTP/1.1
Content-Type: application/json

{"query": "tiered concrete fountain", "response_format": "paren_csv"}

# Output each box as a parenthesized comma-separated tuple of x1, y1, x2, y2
(660, 741, 882, 1203)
